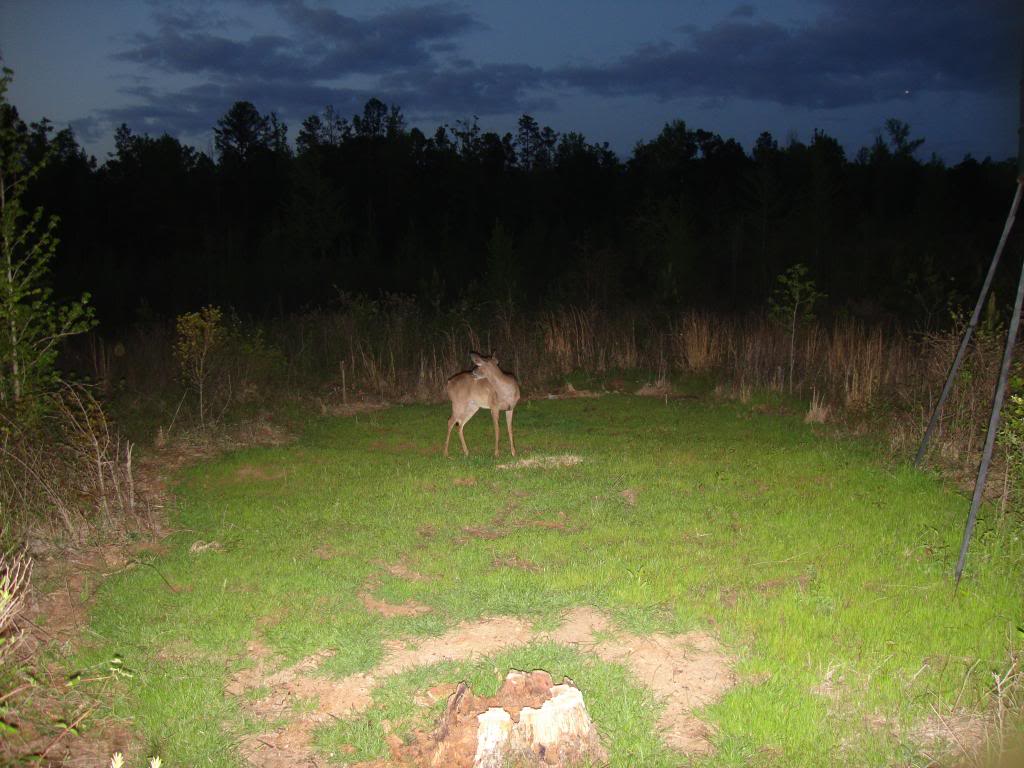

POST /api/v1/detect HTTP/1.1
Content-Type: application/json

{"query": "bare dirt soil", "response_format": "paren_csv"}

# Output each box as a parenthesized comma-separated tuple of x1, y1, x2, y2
(227, 607, 736, 767)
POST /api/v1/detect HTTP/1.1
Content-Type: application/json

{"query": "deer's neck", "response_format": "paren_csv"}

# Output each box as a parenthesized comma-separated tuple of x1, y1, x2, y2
(483, 370, 519, 408)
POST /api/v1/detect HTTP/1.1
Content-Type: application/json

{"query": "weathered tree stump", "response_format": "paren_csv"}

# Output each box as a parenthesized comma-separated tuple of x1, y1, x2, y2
(394, 669, 606, 767)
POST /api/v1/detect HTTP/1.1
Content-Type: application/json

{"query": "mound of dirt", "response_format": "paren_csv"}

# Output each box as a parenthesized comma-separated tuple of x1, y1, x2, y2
(228, 608, 734, 766)
(547, 607, 733, 753)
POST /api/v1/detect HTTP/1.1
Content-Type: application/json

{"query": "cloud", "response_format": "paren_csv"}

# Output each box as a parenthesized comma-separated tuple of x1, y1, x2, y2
(380, 62, 550, 114)
(94, 0, 546, 143)
(114, 0, 481, 80)
(97, 80, 367, 139)
(84, 0, 1022, 152)
(556, 0, 1023, 109)
(97, 61, 548, 144)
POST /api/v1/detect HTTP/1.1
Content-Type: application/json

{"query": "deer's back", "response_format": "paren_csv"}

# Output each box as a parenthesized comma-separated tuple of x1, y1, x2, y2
(446, 372, 496, 407)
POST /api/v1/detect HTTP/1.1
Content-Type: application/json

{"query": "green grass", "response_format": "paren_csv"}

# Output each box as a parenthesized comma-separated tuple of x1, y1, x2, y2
(72, 392, 1023, 766)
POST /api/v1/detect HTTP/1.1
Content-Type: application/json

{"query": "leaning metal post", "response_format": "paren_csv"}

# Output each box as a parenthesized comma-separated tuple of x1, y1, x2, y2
(949, 36, 1024, 584)
(955, 239, 1024, 585)
(915, 182, 1022, 467)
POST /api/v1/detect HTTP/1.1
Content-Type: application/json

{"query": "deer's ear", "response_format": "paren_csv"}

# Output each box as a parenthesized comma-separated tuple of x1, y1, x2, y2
(489, 351, 499, 365)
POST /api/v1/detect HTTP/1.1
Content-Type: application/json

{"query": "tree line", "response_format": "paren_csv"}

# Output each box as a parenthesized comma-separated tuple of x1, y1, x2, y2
(8, 95, 1019, 328)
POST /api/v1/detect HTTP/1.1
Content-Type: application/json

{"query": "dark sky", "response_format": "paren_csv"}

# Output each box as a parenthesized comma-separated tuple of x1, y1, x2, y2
(1, 0, 1021, 162)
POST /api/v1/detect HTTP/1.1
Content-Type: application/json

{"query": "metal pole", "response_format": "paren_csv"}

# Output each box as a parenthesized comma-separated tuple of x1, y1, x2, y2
(950, 36, 1024, 584)
(955, 244, 1024, 584)
(920, 37, 1024, 468)
(915, 182, 1023, 467)
(1019, 34, 1024, 179)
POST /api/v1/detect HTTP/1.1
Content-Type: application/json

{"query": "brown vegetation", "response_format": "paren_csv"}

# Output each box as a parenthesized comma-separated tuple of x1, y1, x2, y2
(71, 303, 1015, 493)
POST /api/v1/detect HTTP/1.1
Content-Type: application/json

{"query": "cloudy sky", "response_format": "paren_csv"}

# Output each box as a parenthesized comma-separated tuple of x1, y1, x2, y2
(1, 0, 1021, 162)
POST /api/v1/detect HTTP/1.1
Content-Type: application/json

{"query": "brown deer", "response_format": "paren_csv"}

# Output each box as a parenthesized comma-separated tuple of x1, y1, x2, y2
(444, 352, 520, 458)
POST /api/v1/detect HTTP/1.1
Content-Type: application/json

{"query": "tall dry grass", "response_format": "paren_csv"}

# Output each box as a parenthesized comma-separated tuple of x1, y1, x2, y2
(72, 303, 1015, 487)
(1, 382, 146, 548)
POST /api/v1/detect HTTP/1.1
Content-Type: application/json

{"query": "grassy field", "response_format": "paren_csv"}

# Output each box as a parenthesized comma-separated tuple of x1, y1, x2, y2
(71, 390, 1023, 767)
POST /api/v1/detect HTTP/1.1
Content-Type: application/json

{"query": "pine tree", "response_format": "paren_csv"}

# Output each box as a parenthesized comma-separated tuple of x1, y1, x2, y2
(0, 67, 94, 418)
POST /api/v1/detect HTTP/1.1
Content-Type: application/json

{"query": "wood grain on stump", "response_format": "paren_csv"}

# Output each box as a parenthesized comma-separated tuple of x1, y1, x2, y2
(392, 669, 606, 768)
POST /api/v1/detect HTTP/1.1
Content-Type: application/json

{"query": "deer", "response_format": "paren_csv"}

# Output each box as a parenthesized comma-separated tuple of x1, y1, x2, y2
(444, 352, 520, 458)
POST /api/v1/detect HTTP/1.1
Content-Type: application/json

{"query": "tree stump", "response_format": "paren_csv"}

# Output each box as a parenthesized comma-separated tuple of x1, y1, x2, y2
(496, 677, 605, 767)
(395, 670, 606, 767)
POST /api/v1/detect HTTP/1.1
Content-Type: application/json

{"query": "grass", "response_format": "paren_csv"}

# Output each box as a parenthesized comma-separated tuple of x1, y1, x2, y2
(70, 391, 1022, 766)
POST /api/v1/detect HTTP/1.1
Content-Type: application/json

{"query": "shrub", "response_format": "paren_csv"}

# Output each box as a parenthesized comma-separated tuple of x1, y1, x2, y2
(769, 263, 825, 393)
(174, 305, 225, 427)
(0, 382, 140, 545)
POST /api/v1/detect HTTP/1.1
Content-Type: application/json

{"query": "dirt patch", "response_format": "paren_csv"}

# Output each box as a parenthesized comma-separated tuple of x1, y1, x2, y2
(360, 568, 432, 617)
(523, 513, 574, 531)
(231, 616, 536, 766)
(360, 592, 432, 618)
(380, 560, 429, 582)
(453, 476, 477, 487)
(228, 608, 733, 766)
(620, 488, 639, 506)
(457, 525, 505, 541)
(43, 721, 138, 768)
(719, 588, 739, 609)
(375, 617, 537, 677)
(492, 554, 542, 572)
(496, 455, 582, 471)
(811, 665, 843, 700)
(314, 543, 337, 560)
(544, 607, 733, 754)
(455, 509, 576, 545)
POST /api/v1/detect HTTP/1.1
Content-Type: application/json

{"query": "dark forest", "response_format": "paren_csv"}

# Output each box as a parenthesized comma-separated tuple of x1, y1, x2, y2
(10, 96, 1018, 328)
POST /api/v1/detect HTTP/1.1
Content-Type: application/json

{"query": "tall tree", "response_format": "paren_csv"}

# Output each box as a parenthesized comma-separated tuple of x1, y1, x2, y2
(516, 114, 558, 170)
(214, 101, 273, 163)
(0, 68, 94, 415)
(353, 98, 388, 139)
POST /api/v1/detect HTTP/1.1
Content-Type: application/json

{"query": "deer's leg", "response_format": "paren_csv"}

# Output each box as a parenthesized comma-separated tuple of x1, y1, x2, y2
(491, 407, 501, 457)
(505, 409, 516, 456)
(444, 414, 457, 458)
(458, 406, 478, 456)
